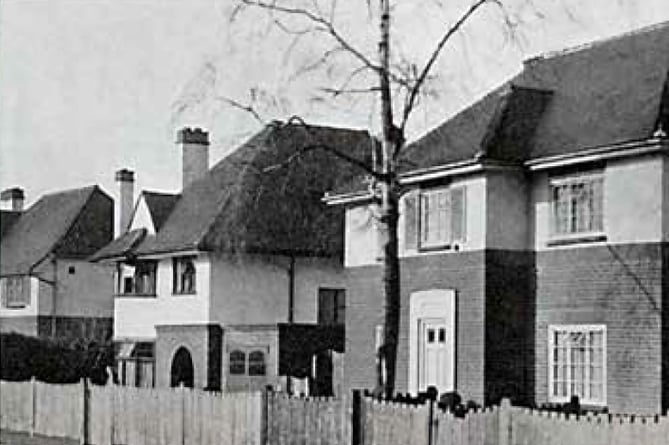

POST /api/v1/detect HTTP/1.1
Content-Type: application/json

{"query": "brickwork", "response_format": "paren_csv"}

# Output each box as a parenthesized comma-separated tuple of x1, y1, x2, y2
(535, 243, 665, 414)
(484, 250, 535, 405)
(155, 324, 222, 389)
(0, 315, 112, 342)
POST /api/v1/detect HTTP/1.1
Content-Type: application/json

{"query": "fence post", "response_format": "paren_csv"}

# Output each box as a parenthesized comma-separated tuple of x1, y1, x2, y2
(426, 386, 438, 445)
(180, 383, 186, 445)
(261, 385, 272, 445)
(80, 378, 90, 445)
(498, 398, 512, 445)
(30, 377, 36, 437)
(351, 389, 362, 445)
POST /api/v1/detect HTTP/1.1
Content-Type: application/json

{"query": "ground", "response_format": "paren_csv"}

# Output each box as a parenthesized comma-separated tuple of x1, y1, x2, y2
(0, 431, 75, 445)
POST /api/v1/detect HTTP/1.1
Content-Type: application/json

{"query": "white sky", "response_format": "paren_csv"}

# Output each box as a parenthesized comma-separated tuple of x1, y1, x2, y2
(1, 0, 668, 206)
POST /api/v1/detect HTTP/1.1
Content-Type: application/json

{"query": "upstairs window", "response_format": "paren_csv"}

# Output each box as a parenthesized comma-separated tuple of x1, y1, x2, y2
(548, 325, 606, 406)
(404, 186, 466, 251)
(0, 276, 30, 308)
(318, 288, 346, 326)
(117, 261, 156, 296)
(550, 173, 603, 238)
(173, 256, 196, 294)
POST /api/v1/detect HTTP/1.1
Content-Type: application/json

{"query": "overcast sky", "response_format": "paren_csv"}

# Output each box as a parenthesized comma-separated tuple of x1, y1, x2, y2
(1, 0, 668, 206)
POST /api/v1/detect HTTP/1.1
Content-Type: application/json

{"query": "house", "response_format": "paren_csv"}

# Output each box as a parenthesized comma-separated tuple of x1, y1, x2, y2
(92, 124, 372, 392)
(325, 22, 669, 414)
(0, 185, 114, 341)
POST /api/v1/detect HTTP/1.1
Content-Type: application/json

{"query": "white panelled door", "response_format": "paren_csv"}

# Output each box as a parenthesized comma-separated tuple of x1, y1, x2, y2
(419, 318, 449, 391)
(408, 289, 456, 395)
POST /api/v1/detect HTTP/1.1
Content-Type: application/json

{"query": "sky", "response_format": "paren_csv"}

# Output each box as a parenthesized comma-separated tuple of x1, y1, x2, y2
(1, 0, 669, 207)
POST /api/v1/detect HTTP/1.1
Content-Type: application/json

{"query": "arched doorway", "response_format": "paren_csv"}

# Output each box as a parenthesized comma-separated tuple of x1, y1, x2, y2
(170, 347, 194, 388)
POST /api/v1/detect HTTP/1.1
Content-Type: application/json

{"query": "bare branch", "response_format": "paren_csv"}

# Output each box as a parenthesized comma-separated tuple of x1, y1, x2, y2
(240, 0, 381, 75)
(213, 95, 265, 124)
(398, 0, 494, 138)
(320, 86, 380, 97)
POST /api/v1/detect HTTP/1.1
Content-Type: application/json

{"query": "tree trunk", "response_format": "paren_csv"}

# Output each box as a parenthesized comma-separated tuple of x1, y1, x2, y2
(377, 0, 402, 399)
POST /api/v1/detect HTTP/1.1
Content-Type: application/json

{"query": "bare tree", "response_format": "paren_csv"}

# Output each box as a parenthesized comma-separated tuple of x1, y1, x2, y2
(182, 0, 541, 398)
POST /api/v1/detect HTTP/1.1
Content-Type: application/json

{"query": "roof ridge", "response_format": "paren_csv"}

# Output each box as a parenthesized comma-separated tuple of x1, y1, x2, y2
(37, 184, 98, 200)
(142, 189, 180, 197)
(525, 20, 669, 65)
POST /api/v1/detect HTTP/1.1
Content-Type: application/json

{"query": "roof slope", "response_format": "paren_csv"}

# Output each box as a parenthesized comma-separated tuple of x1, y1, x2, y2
(0, 211, 21, 240)
(141, 191, 180, 231)
(400, 21, 669, 172)
(136, 123, 373, 257)
(1, 186, 113, 275)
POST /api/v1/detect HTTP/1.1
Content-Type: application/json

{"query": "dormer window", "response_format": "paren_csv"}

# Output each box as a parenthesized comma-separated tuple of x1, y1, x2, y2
(173, 256, 196, 294)
(550, 173, 604, 241)
(404, 186, 465, 251)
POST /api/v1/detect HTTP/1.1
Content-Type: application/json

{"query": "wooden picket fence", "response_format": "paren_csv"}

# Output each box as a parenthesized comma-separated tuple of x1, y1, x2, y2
(4, 379, 669, 445)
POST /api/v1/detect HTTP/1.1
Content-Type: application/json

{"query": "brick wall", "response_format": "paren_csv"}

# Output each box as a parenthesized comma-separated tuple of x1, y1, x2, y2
(535, 243, 665, 414)
(155, 324, 222, 390)
(344, 251, 488, 403)
(484, 250, 535, 405)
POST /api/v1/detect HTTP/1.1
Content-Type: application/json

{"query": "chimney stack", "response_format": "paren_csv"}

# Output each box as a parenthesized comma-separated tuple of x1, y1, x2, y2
(114, 169, 135, 237)
(177, 127, 209, 189)
(0, 187, 25, 211)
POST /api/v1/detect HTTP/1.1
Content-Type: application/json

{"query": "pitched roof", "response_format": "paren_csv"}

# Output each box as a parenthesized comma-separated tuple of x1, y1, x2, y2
(140, 191, 180, 231)
(134, 123, 373, 257)
(1, 186, 113, 275)
(397, 20, 669, 174)
(89, 228, 147, 262)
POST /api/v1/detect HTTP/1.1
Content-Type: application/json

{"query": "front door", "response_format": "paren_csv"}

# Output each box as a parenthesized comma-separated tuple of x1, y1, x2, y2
(419, 318, 449, 392)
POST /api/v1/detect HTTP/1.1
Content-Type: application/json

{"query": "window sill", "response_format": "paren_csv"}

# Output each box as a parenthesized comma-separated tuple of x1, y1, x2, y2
(115, 293, 157, 298)
(2, 304, 28, 310)
(547, 233, 607, 247)
(172, 291, 196, 296)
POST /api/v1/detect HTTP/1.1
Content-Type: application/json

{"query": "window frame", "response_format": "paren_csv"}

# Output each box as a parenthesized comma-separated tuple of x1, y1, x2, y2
(172, 256, 196, 295)
(547, 324, 607, 406)
(228, 350, 247, 375)
(548, 172, 605, 244)
(317, 288, 346, 326)
(247, 350, 267, 376)
(1, 276, 30, 309)
(416, 185, 466, 252)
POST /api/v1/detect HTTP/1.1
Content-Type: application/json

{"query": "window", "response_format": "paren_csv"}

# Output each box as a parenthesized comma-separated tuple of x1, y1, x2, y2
(405, 186, 465, 251)
(1, 276, 30, 308)
(116, 342, 155, 388)
(173, 257, 196, 294)
(68, 266, 76, 275)
(548, 325, 606, 406)
(229, 350, 246, 375)
(550, 174, 604, 238)
(248, 351, 266, 376)
(117, 261, 156, 296)
(318, 288, 345, 326)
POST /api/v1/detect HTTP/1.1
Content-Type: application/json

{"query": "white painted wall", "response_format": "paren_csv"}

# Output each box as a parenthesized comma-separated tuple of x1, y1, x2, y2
(532, 154, 666, 250)
(209, 253, 344, 326)
(114, 254, 211, 340)
(486, 171, 529, 250)
(129, 195, 157, 234)
(344, 205, 380, 267)
(664, 156, 669, 241)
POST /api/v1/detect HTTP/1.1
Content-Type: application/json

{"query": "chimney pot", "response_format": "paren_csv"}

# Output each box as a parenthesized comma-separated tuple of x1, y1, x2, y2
(1, 187, 25, 211)
(176, 127, 210, 145)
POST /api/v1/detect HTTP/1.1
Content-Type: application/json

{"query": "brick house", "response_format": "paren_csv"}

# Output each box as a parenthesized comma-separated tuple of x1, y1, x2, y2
(325, 22, 669, 414)
(92, 123, 371, 393)
(0, 185, 114, 341)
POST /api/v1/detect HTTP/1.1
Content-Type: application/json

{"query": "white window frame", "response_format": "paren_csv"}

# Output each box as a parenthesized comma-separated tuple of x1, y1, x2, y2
(547, 324, 607, 406)
(418, 186, 466, 250)
(549, 172, 604, 241)
(1, 276, 30, 309)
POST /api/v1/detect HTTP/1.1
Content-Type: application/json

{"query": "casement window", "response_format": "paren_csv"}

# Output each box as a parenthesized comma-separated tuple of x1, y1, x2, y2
(117, 262, 157, 296)
(116, 342, 155, 388)
(173, 256, 196, 294)
(318, 288, 346, 326)
(228, 349, 267, 376)
(550, 173, 604, 238)
(548, 325, 606, 406)
(0, 276, 30, 308)
(404, 186, 466, 251)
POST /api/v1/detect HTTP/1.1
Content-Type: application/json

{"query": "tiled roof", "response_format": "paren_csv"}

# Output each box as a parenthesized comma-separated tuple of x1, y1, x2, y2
(1, 186, 113, 275)
(135, 122, 373, 257)
(0, 211, 21, 240)
(141, 191, 180, 231)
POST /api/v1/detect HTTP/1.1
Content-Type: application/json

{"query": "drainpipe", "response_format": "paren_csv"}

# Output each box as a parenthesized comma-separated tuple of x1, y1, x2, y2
(288, 256, 295, 324)
(286, 255, 295, 394)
